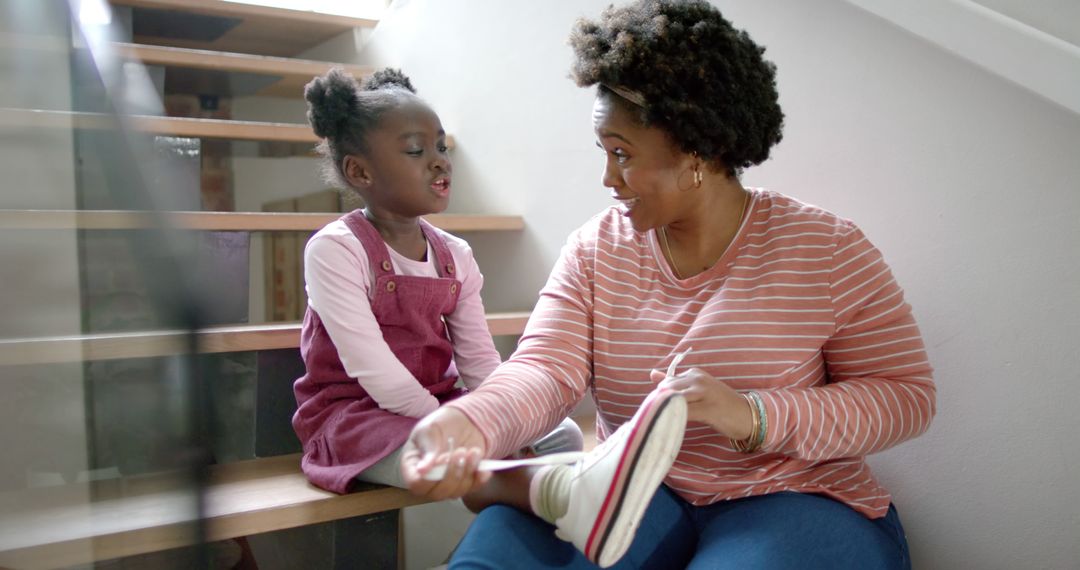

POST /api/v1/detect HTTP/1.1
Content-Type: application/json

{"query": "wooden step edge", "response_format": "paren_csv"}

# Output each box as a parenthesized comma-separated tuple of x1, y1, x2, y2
(134, 115, 315, 141)
(0, 415, 594, 568)
(0, 454, 428, 569)
(112, 42, 374, 80)
(0, 210, 513, 232)
(1, 108, 457, 146)
(0, 108, 315, 142)
(0, 312, 532, 365)
(108, 0, 379, 29)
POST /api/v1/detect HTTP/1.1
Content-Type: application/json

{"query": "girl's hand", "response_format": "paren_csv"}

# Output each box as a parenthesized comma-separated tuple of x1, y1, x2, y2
(400, 407, 492, 500)
(651, 367, 753, 441)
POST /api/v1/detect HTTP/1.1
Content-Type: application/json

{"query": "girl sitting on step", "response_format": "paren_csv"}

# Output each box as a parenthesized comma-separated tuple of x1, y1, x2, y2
(292, 68, 582, 493)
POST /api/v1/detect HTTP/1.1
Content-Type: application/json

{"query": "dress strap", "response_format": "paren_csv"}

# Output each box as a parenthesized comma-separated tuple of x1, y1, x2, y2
(418, 218, 458, 279)
(341, 210, 397, 277)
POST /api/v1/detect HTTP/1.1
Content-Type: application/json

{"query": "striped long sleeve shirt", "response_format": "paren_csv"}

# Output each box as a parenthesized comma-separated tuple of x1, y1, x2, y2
(447, 189, 936, 518)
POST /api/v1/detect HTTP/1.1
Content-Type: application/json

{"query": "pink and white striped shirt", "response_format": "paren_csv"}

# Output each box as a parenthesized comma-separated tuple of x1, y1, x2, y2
(447, 189, 936, 518)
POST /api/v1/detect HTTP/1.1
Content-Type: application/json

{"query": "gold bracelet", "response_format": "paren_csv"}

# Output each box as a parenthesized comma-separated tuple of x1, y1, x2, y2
(731, 393, 760, 453)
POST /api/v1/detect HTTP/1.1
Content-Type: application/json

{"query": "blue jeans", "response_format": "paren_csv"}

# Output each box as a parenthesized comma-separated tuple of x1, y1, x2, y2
(451, 487, 910, 569)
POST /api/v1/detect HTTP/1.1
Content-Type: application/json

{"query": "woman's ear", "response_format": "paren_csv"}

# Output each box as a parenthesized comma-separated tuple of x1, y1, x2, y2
(677, 151, 704, 192)
(342, 155, 372, 188)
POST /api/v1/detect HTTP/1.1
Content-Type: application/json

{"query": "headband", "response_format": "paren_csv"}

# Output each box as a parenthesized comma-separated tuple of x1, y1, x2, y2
(602, 83, 646, 108)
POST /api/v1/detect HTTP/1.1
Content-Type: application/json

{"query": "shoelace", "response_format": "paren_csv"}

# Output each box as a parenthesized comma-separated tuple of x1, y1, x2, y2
(575, 348, 694, 475)
(426, 348, 695, 481)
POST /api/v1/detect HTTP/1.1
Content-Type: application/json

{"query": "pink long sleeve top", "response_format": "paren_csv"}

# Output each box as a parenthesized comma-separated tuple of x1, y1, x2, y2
(303, 218, 502, 419)
(446, 189, 936, 518)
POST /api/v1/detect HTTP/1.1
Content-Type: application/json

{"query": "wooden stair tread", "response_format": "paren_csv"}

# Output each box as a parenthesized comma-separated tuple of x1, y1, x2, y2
(109, 0, 379, 27)
(0, 210, 511, 232)
(108, 0, 377, 58)
(0, 108, 457, 146)
(112, 41, 373, 80)
(0, 417, 596, 567)
(0, 313, 531, 365)
(0, 108, 314, 142)
(0, 454, 429, 568)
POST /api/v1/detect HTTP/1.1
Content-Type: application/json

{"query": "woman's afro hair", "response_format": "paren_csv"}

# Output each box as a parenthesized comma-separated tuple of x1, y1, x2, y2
(303, 67, 418, 187)
(569, 0, 784, 176)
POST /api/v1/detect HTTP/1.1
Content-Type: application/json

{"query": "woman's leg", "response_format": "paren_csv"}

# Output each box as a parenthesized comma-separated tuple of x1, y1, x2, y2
(688, 492, 910, 570)
(451, 485, 697, 570)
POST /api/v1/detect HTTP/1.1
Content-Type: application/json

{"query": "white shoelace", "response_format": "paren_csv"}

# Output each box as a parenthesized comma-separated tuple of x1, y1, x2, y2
(422, 348, 693, 482)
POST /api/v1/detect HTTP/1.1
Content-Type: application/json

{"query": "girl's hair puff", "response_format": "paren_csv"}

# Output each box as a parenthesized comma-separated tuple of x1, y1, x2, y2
(304, 67, 418, 188)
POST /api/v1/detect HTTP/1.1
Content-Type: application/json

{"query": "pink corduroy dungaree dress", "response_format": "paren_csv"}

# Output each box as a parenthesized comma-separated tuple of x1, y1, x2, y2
(292, 211, 464, 493)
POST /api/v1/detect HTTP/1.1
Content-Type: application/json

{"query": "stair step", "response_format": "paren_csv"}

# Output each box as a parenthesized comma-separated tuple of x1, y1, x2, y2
(1, 108, 456, 146)
(0, 415, 595, 569)
(108, 0, 377, 58)
(110, 0, 378, 27)
(0, 313, 531, 365)
(113, 42, 372, 81)
(0, 454, 428, 569)
(0, 210, 514, 232)
(0, 108, 314, 142)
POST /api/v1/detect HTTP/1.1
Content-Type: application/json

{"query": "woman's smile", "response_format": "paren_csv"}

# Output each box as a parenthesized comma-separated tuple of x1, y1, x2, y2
(612, 193, 640, 216)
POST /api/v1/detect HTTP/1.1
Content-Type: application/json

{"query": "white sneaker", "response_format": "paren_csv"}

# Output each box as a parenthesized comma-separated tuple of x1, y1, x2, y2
(553, 387, 687, 568)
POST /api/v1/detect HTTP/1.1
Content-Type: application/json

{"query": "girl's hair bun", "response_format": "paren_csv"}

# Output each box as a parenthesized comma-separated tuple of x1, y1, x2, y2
(304, 68, 360, 140)
(304, 67, 423, 189)
(361, 68, 417, 94)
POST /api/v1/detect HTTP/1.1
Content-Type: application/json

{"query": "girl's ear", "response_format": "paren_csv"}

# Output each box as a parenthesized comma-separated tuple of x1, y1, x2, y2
(342, 155, 372, 188)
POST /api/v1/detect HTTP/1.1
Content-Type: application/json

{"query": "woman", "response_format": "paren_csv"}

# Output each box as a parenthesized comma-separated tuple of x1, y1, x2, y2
(403, 1, 935, 568)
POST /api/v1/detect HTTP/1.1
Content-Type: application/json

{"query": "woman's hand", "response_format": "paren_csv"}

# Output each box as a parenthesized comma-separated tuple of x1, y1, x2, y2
(652, 367, 753, 440)
(400, 407, 492, 500)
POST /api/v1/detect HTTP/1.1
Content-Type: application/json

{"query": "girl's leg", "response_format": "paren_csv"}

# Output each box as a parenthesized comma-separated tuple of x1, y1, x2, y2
(459, 417, 584, 513)
(354, 447, 407, 488)
(451, 485, 696, 570)
(461, 465, 534, 513)
(688, 492, 910, 570)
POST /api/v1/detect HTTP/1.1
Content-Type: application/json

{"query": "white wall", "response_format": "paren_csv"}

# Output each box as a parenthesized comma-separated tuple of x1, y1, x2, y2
(241, 0, 1080, 567)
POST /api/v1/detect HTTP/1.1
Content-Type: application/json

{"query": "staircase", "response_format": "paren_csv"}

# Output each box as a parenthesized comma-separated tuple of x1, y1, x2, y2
(0, 1, 538, 568)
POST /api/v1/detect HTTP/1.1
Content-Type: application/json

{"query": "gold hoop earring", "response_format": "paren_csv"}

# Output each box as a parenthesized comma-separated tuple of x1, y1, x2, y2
(693, 167, 703, 188)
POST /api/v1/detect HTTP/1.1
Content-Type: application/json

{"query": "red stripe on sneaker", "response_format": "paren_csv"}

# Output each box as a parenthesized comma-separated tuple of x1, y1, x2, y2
(584, 391, 665, 561)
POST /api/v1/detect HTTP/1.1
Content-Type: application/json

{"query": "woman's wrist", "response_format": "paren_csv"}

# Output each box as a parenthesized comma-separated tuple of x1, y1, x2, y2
(729, 391, 766, 453)
(715, 391, 754, 440)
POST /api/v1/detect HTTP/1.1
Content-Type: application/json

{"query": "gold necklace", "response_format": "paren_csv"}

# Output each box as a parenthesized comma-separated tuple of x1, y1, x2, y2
(659, 190, 750, 279)
(658, 224, 683, 279)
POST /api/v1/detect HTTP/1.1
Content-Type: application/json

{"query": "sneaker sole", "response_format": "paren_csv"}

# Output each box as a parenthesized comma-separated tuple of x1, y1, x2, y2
(586, 389, 687, 567)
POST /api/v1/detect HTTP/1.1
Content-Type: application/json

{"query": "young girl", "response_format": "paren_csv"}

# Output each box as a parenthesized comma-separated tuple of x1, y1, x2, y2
(292, 68, 581, 493)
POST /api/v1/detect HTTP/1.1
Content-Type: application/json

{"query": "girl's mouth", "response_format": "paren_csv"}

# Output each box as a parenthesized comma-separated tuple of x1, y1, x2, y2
(431, 178, 451, 197)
